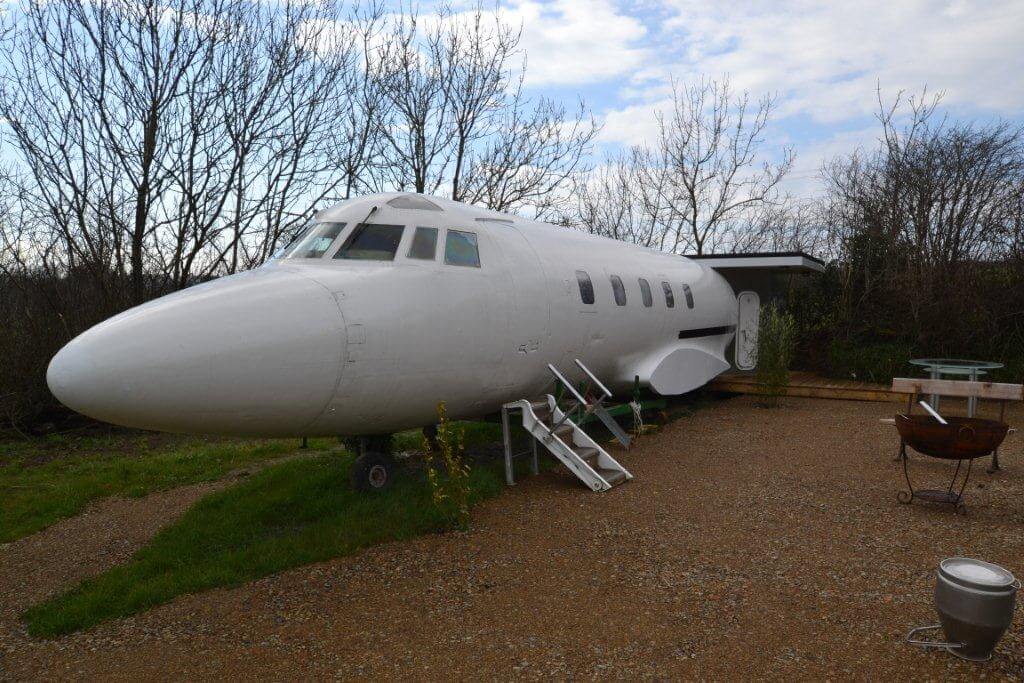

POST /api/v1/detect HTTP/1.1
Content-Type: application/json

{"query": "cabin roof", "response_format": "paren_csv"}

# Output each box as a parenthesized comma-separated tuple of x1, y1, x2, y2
(685, 251, 825, 273)
(316, 192, 512, 223)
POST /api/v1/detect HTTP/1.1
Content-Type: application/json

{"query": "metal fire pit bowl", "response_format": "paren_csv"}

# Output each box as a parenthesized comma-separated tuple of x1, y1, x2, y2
(895, 415, 1009, 512)
(896, 415, 1009, 460)
(907, 558, 1019, 662)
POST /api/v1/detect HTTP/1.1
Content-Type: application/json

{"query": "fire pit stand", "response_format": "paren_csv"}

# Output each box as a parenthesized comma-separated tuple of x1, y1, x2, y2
(893, 407, 1008, 514)
(896, 441, 973, 515)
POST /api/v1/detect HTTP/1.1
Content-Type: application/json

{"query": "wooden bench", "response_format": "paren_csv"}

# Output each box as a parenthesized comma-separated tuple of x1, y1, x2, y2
(887, 378, 1023, 471)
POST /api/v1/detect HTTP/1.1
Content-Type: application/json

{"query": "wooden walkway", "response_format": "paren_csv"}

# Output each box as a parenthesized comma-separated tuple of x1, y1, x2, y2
(709, 371, 902, 403)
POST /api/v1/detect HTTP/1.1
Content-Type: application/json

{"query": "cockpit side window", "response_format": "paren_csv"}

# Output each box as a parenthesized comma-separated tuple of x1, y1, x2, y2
(407, 226, 438, 260)
(285, 221, 346, 259)
(277, 221, 316, 258)
(333, 223, 405, 261)
(444, 229, 480, 267)
(662, 281, 675, 308)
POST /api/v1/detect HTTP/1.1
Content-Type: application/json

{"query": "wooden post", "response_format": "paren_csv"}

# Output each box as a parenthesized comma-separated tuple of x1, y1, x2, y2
(990, 401, 1006, 473)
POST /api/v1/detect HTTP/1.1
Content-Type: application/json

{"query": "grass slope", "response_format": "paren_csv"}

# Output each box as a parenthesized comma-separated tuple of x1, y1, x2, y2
(0, 434, 328, 543)
(24, 450, 506, 637)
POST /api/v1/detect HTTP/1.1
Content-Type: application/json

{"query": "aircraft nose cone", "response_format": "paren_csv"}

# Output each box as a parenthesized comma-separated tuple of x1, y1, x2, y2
(47, 267, 345, 436)
(46, 345, 92, 414)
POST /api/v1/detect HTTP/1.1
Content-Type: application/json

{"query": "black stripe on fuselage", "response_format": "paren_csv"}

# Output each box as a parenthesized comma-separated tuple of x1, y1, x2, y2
(678, 325, 736, 340)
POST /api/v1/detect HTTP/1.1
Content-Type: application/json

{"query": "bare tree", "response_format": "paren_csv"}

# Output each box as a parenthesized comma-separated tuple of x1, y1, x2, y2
(372, 4, 597, 213)
(821, 87, 1024, 350)
(567, 76, 793, 255)
(731, 200, 825, 255)
(372, 9, 455, 194)
(0, 0, 377, 300)
(460, 93, 597, 217)
(655, 77, 794, 255)
(569, 147, 671, 249)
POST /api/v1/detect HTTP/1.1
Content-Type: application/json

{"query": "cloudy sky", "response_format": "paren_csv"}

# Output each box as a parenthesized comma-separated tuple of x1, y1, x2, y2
(488, 0, 1024, 197)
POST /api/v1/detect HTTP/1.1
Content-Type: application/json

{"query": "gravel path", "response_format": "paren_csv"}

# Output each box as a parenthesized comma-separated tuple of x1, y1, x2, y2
(2, 395, 1023, 680)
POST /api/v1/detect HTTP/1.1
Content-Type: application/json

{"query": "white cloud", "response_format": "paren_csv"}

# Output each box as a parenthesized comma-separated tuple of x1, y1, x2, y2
(599, 98, 668, 146)
(777, 125, 881, 198)
(499, 0, 651, 87)
(656, 0, 1024, 122)
(587, 0, 1024, 197)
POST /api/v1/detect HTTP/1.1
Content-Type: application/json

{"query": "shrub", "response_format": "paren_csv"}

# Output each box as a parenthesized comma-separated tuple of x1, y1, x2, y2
(827, 340, 914, 384)
(423, 402, 472, 530)
(756, 303, 797, 405)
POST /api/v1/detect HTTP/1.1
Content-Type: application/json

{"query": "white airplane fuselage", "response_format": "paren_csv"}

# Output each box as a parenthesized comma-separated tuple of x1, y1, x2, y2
(47, 193, 737, 436)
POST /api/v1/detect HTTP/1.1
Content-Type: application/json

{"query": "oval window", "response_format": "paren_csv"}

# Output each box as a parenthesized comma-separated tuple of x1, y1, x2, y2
(682, 283, 695, 309)
(662, 281, 675, 308)
(638, 278, 653, 307)
(576, 270, 595, 305)
(610, 275, 627, 306)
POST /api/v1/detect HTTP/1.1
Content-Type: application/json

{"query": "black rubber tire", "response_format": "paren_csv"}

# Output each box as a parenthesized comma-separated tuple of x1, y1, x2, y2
(351, 451, 395, 492)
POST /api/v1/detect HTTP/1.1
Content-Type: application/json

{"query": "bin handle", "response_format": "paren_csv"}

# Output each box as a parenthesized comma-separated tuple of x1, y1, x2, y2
(905, 624, 963, 651)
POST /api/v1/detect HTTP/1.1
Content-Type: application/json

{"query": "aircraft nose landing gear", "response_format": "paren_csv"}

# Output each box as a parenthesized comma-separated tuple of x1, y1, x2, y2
(348, 435, 396, 492)
(351, 451, 395, 491)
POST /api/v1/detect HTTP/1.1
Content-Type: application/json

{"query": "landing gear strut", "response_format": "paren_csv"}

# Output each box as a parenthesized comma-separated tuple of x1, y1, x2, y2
(423, 424, 439, 452)
(348, 435, 396, 492)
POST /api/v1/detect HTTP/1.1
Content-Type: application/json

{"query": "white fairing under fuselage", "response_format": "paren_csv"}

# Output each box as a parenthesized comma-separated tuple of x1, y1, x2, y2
(47, 193, 737, 437)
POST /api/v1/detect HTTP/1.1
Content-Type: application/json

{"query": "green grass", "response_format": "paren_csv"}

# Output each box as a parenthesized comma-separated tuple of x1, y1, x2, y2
(0, 420, 509, 545)
(0, 433, 332, 543)
(23, 450, 507, 637)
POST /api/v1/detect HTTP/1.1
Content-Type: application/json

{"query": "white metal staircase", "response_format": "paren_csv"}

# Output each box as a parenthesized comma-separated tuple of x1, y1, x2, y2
(501, 360, 633, 492)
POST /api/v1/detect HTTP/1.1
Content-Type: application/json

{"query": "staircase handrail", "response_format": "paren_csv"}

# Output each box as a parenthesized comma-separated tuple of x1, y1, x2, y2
(574, 359, 612, 399)
(547, 364, 587, 405)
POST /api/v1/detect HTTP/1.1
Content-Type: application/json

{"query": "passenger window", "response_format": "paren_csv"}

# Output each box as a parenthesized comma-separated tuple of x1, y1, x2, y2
(444, 229, 481, 267)
(639, 278, 653, 307)
(576, 270, 594, 304)
(334, 223, 405, 260)
(610, 275, 626, 306)
(407, 226, 438, 260)
(288, 222, 346, 259)
(662, 281, 675, 308)
(682, 283, 695, 309)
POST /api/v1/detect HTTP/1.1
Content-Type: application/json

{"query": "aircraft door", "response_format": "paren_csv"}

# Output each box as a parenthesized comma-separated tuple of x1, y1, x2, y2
(735, 291, 760, 370)
(546, 267, 595, 371)
(490, 225, 550, 392)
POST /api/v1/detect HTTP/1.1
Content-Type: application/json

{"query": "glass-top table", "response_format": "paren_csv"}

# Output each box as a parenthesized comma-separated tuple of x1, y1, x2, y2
(909, 358, 1004, 415)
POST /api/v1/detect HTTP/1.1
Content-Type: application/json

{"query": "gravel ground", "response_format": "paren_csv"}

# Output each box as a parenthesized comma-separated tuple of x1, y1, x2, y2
(2, 394, 1023, 681)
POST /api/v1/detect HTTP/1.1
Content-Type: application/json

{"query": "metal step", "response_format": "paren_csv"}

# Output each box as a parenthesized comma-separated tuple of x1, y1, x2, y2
(550, 424, 573, 440)
(575, 447, 599, 466)
(514, 396, 632, 492)
(502, 361, 634, 492)
(598, 469, 627, 486)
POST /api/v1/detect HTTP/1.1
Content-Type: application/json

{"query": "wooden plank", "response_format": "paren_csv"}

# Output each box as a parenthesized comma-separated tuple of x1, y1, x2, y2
(890, 377, 1024, 401)
(709, 375, 902, 403)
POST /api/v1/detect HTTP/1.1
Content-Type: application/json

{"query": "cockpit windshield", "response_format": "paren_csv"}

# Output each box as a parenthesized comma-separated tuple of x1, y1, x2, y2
(281, 221, 347, 259)
(334, 223, 405, 261)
